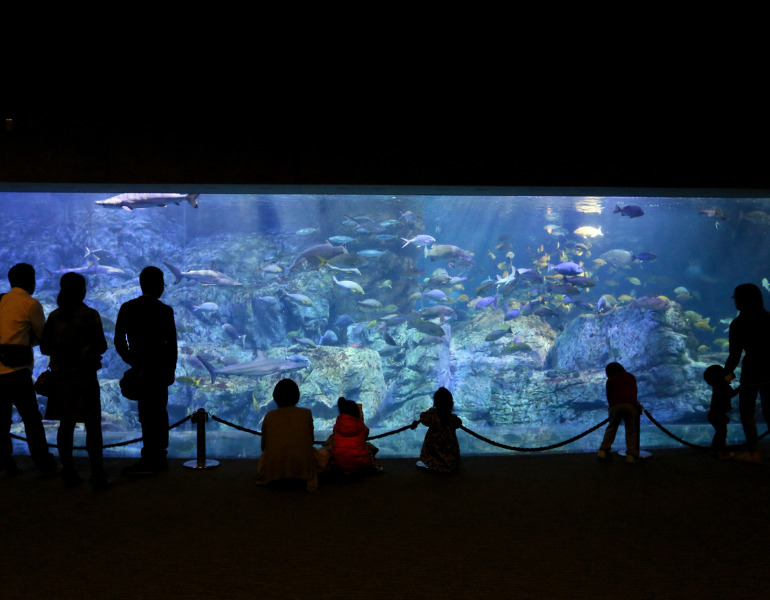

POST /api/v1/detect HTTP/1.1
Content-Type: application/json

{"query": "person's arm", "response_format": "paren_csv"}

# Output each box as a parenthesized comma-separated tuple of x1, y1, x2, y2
(419, 409, 438, 427)
(113, 305, 132, 365)
(92, 311, 108, 357)
(165, 307, 178, 383)
(29, 300, 45, 347)
(261, 412, 270, 451)
(39, 316, 53, 357)
(724, 321, 742, 376)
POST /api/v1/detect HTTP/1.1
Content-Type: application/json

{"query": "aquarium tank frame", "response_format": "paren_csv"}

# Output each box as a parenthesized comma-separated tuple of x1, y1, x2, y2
(2, 183, 770, 461)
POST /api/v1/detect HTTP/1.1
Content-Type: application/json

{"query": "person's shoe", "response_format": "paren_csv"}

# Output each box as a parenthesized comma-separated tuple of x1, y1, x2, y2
(718, 451, 735, 460)
(624, 454, 637, 464)
(415, 460, 427, 469)
(597, 450, 609, 460)
(121, 460, 159, 476)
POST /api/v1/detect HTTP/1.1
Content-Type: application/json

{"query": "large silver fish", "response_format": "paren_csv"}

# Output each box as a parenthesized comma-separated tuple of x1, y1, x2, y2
(45, 263, 126, 277)
(95, 193, 199, 211)
(289, 242, 347, 270)
(197, 353, 310, 383)
(163, 262, 242, 286)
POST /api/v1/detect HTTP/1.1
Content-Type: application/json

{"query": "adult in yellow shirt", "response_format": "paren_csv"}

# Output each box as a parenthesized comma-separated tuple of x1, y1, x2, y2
(0, 263, 58, 477)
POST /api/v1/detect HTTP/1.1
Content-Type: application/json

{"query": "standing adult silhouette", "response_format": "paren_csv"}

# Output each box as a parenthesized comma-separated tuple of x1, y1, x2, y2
(40, 272, 109, 488)
(0, 263, 59, 476)
(114, 266, 177, 475)
(724, 283, 770, 463)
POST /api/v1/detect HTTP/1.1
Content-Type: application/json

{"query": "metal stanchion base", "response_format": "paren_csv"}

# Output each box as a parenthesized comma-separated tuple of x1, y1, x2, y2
(183, 459, 220, 470)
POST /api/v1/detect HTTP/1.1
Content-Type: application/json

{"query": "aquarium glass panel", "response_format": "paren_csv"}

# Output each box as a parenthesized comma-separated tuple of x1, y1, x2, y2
(1, 191, 768, 458)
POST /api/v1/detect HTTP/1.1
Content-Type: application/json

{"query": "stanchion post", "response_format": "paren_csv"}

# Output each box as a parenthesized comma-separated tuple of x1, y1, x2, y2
(184, 408, 220, 470)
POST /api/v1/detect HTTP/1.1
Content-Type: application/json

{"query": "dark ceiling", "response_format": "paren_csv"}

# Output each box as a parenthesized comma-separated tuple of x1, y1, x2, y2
(2, 104, 768, 192)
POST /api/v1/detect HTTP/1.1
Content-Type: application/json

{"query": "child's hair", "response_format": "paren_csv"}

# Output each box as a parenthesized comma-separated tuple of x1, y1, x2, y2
(273, 378, 300, 407)
(337, 397, 360, 418)
(605, 362, 625, 376)
(703, 364, 725, 386)
(433, 387, 454, 422)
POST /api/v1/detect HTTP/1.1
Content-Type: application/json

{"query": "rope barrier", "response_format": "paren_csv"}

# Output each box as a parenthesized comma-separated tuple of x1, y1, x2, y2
(643, 409, 770, 449)
(7, 407, 769, 455)
(642, 410, 711, 451)
(210, 414, 261, 437)
(460, 419, 610, 452)
(210, 413, 415, 444)
(9, 414, 193, 451)
(366, 424, 414, 441)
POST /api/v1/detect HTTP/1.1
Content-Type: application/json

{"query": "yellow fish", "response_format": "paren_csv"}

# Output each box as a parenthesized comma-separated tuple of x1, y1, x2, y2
(505, 251, 515, 259)
(697, 345, 710, 353)
(488, 251, 496, 259)
(627, 277, 641, 286)
(694, 320, 715, 333)
(574, 226, 603, 238)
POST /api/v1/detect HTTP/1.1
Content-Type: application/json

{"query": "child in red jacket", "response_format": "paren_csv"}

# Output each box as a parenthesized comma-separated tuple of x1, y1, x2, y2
(598, 362, 643, 463)
(328, 397, 381, 474)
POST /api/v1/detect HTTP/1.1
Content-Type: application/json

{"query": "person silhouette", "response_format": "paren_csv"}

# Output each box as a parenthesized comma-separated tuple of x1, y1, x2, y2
(0, 263, 59, 477)
(256, 378, 318, 491)
(703, 364, 739, 459)
(724, 283, 770, 463)
(40, 272, 110, 489)
(326, 397, 381, 475)
(597, 362, 642, 463)
(114, 266, 178, 475)
(410, 387, 463, 473)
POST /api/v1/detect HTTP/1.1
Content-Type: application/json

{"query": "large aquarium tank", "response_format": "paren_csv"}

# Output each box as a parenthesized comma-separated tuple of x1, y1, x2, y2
(2, 189, 768, 459)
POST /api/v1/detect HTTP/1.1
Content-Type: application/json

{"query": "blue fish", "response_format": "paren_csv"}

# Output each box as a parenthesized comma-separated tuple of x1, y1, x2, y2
(357, 249, 386, 258)
(321, 330, 339, 345)
(632, 252, 657, 262)
(475, 295, 498, 310)
(614, 204, 644, 218)
(503, 303, 521, 320)
(334, 314, 355, 328)
(422, 289, 449, 302)
(597, 295, 613, 314)
(328, 235, 355, 244)
(548, 262, 584, 276)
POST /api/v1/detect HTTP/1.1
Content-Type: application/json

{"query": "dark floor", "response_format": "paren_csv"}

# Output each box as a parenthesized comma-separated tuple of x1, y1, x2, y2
(2, 447, 769, 600)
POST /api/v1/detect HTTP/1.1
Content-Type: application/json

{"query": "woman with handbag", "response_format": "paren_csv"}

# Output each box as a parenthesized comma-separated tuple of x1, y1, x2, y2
(40, 273, 109, 489)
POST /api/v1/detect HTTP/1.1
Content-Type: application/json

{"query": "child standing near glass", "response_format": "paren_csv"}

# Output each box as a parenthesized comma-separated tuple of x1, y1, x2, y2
(703, 364, 739, 459)
(411, 387, 463, 473)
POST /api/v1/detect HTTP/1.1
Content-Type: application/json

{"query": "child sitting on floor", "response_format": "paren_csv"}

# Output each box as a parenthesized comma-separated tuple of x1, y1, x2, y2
(326, 397, 381, 474)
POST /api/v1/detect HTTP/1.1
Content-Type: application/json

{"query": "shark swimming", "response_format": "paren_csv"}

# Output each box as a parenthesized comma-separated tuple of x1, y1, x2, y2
(95, 193, 199, 210)
(197, 353, 310, 383)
